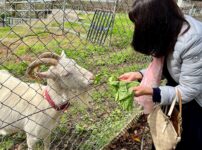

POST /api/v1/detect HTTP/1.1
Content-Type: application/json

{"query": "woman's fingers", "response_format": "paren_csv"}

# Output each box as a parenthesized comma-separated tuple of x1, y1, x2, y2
(119, 72, 136, 81)
(119, 72, 143, 81)
(132, 86, 142, 97)
(119, 77, 134, 82)
(118, 75, 131, 81)
(118, 75, 127, 80)
(132, 86, 153, 96)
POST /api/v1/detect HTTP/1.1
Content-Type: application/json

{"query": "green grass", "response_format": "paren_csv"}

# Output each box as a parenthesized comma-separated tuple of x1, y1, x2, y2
(15, 44, 46, 56)
(0, 139, 13, 150)
(0, 61, 28, 77)
(0, 27, 11, 38)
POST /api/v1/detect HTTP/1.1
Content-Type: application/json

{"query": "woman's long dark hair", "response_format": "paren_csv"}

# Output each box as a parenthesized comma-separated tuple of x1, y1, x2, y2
(129, 0, 190, 57)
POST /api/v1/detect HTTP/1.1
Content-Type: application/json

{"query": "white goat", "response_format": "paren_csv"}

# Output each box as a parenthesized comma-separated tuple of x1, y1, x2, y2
(0, 51, 94, 150)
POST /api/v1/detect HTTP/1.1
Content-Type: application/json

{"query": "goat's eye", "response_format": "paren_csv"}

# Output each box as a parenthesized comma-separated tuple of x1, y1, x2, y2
(61, 72, 71, 77)
(60, 71, 71, 77)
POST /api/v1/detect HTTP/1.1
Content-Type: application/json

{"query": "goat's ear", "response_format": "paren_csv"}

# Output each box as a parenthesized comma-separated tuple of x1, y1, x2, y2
(36, 71, 54, 79)
(60, 50, 66, 58)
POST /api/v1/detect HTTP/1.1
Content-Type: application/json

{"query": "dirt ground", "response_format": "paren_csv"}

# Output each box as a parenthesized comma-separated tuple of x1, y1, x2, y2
(106, 115, 153, 150)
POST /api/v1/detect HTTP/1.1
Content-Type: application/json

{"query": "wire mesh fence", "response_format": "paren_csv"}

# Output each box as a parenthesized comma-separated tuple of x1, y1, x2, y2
(0, 0, 202, 150)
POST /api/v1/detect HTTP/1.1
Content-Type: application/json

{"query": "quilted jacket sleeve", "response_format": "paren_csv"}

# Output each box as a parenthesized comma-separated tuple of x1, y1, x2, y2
(159, 34, 202, 105)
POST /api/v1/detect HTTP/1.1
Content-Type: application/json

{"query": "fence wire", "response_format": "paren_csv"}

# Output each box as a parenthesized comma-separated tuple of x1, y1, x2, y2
(0, 0, 201, 150)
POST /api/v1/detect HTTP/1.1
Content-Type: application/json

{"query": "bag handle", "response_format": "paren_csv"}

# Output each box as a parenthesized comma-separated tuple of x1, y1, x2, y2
(176, 89, 182, 118)
(167, 88, 182, 137)
(167, 88, 182, 118)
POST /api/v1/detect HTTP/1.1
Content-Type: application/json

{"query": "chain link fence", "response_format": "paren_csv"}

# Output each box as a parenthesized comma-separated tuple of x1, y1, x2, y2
(0, 0, 202, 150)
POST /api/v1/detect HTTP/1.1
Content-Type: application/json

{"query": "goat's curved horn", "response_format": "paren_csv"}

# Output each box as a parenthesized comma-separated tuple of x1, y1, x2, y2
(34, 52, 60, 73)
(26, 58, 58, 79)
(38, 52, 60, 60)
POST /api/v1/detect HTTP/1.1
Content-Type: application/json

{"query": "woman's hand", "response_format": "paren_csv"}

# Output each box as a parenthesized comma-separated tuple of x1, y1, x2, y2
(118, 72, 143, 82)
(132, 86, 153, 97)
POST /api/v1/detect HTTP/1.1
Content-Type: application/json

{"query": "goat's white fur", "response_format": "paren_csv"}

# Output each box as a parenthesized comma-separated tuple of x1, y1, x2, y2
(0, 51, 93, 150)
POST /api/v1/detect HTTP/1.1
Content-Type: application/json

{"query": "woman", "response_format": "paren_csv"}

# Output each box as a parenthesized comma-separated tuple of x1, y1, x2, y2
(119, 0, 202, 149)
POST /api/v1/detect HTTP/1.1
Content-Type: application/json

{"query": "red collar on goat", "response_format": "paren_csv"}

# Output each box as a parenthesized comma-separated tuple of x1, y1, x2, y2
(44, 89, 69, 111)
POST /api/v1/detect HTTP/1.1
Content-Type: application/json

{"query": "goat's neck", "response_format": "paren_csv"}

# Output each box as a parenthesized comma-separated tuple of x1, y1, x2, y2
(46, 79, 72, 105)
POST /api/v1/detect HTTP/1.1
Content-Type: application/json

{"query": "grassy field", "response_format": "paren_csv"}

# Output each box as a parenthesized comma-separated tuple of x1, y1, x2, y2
(0, 12, 150, 150)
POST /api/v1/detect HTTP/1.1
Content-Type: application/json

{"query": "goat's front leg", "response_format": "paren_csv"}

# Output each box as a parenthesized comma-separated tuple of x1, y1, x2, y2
(43, 135, 51, 150)
(26, 133, 38, 150)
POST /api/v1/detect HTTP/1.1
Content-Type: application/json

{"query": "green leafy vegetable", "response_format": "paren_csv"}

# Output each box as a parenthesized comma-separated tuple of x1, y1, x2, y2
(108, 76, 139, 111)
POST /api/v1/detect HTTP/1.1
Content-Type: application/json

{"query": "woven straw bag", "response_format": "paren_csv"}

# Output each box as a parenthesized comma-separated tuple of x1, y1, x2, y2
(148, 88, 182, 150)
